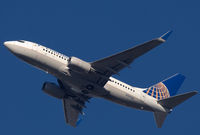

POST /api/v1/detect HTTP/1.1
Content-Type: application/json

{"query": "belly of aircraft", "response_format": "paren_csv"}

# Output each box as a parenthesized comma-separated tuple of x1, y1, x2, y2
(16, 48, 155, 112)
(103, 84, 154, 112)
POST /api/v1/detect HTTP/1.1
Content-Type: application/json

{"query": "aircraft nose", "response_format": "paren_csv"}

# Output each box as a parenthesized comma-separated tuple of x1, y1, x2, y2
(4, 41, 13, 48)
(3, 41, 17, 53)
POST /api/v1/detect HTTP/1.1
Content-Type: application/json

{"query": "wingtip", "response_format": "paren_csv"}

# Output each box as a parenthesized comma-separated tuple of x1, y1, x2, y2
(192, 91, 199, 95)
(160, 30, 173, 41)
(76, 118, 83, 126)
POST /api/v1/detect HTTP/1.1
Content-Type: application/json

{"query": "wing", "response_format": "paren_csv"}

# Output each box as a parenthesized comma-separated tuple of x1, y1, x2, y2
(63, 97, 84, 127)
(62, 93, 90, 127)
(57, 79, 90, 127)
(91, 31, 172, 86)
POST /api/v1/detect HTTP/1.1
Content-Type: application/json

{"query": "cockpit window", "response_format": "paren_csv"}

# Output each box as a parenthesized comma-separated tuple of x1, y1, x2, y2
(18, 40, 25, 43)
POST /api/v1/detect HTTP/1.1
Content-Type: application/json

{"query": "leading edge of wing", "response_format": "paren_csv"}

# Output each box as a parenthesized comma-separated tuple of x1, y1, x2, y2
(91, 31, 172, 66)
(89, 31, 173, 86)
(92, 30, 173, 64)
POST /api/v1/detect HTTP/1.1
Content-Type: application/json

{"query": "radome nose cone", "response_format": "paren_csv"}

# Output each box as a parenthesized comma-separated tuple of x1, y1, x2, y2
(4, 41, 16, 53)
(4, 41, 9, 47)
(4, 41, 13, 49)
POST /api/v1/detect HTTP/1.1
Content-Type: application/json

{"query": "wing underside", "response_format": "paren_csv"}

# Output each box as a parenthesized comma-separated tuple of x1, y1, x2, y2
(58, 79, 90, 127)
(63, 98, 83, 127)
(60, 31, 172, 127)
(90, 31, 172, 86)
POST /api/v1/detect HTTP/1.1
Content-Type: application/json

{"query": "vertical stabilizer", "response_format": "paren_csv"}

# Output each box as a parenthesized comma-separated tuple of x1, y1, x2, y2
(162, 73, 185, 96)
(147, 74, 198, 128)
(143, 73, 185, 100)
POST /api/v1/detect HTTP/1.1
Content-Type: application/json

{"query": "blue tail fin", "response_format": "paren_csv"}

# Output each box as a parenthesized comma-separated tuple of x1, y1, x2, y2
(143, 73, 185, 100)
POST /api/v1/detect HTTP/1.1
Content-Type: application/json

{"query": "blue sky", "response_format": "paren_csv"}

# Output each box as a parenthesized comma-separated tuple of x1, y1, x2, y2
(0, 0, 199, 134)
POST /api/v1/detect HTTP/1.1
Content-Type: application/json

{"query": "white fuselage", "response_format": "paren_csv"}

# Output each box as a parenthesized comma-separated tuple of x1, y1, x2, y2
(4, 40, 167, 113)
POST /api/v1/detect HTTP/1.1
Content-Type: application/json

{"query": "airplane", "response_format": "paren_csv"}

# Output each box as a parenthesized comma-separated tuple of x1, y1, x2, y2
(3, 31, 198, 128)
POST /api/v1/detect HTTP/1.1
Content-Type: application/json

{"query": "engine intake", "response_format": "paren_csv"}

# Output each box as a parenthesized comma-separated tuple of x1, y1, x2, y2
(42, 82, 66, 99)
(67, 57, 91, 73)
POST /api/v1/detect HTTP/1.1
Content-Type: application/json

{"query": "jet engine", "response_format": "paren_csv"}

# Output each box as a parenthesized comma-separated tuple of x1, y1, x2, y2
(42, 82, 66, 99)
(67, 57, 91, 73)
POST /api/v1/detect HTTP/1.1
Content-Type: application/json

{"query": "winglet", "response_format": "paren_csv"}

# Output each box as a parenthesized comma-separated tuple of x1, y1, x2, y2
(160, 30, 173, 41)
(76, 118, 83, 126)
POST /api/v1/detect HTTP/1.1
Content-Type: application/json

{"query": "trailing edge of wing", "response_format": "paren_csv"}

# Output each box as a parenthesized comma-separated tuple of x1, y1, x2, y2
(63, 99, 80, 127)
(63, 97, 88, 127)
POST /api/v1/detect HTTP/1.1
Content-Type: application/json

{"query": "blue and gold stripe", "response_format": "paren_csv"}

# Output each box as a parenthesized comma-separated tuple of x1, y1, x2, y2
(143, 82, 170, 100)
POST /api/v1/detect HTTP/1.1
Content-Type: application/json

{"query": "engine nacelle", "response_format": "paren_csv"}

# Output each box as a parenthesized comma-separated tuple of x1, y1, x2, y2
(42, 82, 66, 99)
(67, 57, 91, 73)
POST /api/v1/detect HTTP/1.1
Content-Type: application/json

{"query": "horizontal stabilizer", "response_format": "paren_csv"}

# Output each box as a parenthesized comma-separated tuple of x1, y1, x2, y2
(154, 112, 168, 128)
(158, 91, 198, 109)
